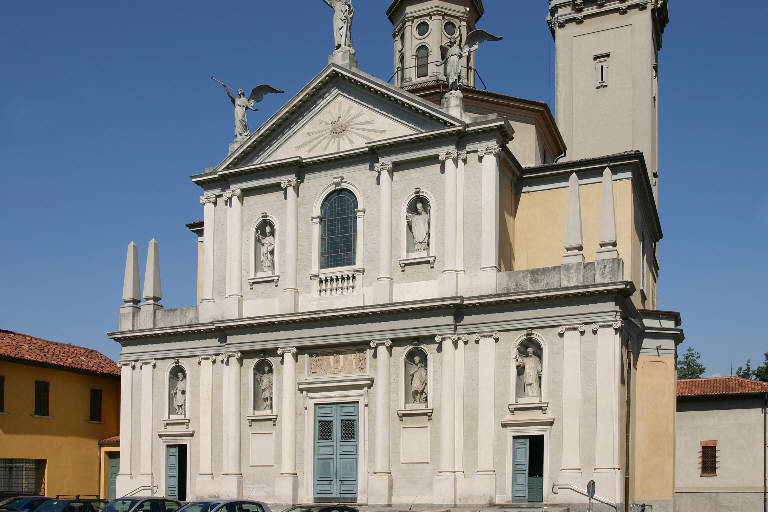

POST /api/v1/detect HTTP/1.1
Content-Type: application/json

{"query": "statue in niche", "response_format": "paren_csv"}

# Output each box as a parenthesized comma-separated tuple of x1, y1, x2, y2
(254, 361, 273, 411)
(170, 368, 186, 416)
(406, 197, 430, 254)
(255, 221, 276, 274)
(406, 349, 428, 405)
(515, 343, 542, 401)
(322, 0, 354, 49)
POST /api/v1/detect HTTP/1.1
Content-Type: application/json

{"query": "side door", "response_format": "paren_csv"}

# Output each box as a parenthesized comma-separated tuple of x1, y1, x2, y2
(107, 453, 120, 500)
(314, 404, 338, 499)
(512, 436, 529, 501)
(166, 446, 179, 500)
(336, 403, 358, 500)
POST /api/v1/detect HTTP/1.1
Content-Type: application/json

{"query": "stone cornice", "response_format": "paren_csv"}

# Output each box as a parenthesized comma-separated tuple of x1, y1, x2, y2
(110, 282, 635, 342)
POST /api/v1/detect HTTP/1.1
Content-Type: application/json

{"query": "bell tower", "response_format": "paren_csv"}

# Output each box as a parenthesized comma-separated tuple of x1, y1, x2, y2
(387, 0, 484, 89)
(548, 0, 669, 196)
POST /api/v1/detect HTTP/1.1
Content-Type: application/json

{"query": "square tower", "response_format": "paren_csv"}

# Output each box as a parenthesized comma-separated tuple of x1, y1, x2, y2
(548, 0, 669, 195)
(387, 0, 484, 89)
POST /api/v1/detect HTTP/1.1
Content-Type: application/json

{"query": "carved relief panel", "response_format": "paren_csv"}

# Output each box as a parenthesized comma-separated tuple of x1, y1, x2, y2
(307, 347, 368, 376)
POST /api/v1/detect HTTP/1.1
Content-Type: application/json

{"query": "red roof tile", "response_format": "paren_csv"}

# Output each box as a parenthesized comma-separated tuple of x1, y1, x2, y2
(0, 330, 120, 377)
(678, 376, 768, 397)
(100, 435, 120, 444)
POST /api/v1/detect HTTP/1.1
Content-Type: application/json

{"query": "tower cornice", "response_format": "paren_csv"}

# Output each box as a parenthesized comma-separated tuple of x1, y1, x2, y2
(387, 0, 484, 21)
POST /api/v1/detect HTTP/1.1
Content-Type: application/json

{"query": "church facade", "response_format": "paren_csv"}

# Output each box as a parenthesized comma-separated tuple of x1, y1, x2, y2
(111, 1, 682, 510)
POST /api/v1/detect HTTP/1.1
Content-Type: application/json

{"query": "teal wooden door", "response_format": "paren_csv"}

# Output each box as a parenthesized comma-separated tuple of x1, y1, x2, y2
(166, 445, 179, 499)
(107, 453, 120, 499)
(512, 437, 529, 501)
(314, 402, 359, 502)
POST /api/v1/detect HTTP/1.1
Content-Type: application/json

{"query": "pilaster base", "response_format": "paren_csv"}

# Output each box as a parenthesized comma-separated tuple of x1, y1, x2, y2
(595, 256, 623, 283)
(115, 473, 152, 499)
(478, 267, 498, 295)
(433, 473, 456, 505)
(373, 277, 393, 304)
(222, 295, 243, 319)
(275, 474, 299, 505)
(194, 475, 221, 499)
(199, 300, 219, 323)
(281, 289, 298, 314)
(457, 472, 496, 504)
(368, 473, 393, 505)
(138, 302, 161, 329)
(560, 260, 584, 287)
(218, 474, 243, 498)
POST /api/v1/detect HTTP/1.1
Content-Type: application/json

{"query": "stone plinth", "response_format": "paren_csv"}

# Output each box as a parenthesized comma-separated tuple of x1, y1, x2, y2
(441, 90, 465, 120)
(229, 135, 249, 154)
(329, 46, 358, 69)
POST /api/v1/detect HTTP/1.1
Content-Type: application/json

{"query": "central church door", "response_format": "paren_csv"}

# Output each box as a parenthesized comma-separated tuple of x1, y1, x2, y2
(314, 402, 359, 502)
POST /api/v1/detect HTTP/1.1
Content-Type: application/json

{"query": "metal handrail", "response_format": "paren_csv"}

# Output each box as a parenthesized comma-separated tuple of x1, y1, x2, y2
(552, 483, 618, 510)
(120, 485, 157, 498)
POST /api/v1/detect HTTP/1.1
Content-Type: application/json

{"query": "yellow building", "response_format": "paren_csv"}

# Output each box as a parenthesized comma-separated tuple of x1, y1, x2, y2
(0, 330, 120, 499)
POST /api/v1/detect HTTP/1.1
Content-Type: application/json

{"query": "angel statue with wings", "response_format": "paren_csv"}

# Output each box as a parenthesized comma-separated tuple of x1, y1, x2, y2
(441, 30, 503, 91)
(322, 0, 354, 50)
(212, 77, 284, 139)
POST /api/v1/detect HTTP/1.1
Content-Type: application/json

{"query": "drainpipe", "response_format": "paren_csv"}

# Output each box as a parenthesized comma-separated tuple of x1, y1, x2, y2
(624, 342, 632, 512)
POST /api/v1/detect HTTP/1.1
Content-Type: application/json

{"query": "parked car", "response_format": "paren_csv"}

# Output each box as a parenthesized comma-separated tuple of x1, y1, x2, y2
(0, 497, 51, 512)
(178, 501, 271, 512)
(280, 507, 357, 512)
(102, 498, 181, 512)
(0, 498, 21, 509)
(36, 498, 109, 512)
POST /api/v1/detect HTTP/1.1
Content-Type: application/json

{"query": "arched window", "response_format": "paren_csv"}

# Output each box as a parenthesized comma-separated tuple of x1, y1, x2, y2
(416, 46, 429, 78)
(253, 359, 274, 413)
(320, 189, 358, 269)
(399, 53, 405, 84)
(404, 347, 429, 408)
(168, 365, 187, 417)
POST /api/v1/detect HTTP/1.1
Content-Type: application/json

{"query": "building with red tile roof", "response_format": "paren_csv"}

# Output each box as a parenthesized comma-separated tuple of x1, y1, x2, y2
(0, 330, 120, 498)
(678, 376, 768, 397)
(0, 329, 120, 377)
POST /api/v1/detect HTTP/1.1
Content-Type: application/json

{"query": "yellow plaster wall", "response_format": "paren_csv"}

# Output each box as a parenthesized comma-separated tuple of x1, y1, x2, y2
(630, 354, 676, 501)
(0, 361, 120, 497)
(513, 179, 635, 277)
(499, 177, 517, 272)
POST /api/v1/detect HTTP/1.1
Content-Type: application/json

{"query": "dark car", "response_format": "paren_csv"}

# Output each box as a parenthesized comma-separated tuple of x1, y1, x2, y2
(0, 497, 52, 512)
(36, 498, 109, 512)
(178, 501, 271, 512)
(102, 498, 181, 512)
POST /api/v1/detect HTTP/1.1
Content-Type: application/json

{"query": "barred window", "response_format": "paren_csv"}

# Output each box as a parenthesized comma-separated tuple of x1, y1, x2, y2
(320, 189, 358, 269)
(90, 389, 102, 422)
(701, 442, 717, 476)
(0, 459, 46, 495)
(416, 46, 429, 78)
(34, 381, 49, 417)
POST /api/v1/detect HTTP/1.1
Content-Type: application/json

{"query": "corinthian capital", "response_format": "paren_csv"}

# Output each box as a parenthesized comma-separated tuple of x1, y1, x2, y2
(222, 188, 243, 202)
(280, 178, 301, 190)
(200, 193, 217, 205)
(277, 347, 298, 357)
(373, 161, 393, 175)
(439, 150, 458, 162)
(478, 144, 502, 158)
(219, 352, 242, 364)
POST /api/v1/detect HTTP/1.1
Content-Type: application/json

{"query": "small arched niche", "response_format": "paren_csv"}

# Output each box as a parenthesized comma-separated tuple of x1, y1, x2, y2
(254, 219, 276, 276)
(404, 347, 429, 408)
(253, 359, 274, 413)
(405, 195, 431, 257)
(514, 338, 543, 403)
(168, 364, 187, 418)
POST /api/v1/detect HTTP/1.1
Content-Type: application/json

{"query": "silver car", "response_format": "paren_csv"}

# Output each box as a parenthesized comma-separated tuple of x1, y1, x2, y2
(176, 501, 271, 512)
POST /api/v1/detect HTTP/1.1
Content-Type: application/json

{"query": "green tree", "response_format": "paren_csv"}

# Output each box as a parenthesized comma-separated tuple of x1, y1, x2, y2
(752, 353, 768, 382)
(677, 346, 706, 380)
(736, 359, 753, 379)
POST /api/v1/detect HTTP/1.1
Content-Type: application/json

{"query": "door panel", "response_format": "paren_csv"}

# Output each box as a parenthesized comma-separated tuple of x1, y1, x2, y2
(512, 437, 529, 501)
(313, 402, 359, 502)
(166, 446, 179, 500)
(107, 453, 120, 500)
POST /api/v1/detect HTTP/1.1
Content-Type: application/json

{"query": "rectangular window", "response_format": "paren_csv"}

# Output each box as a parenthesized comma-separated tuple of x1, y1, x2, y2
(0, 459, 47, 495)
(34, 381, 49, 417)
(90, 389, 103, 422)
(0, 375, 4, 412)
(701, 441, 718, 476)
(594, 53, 610, 89)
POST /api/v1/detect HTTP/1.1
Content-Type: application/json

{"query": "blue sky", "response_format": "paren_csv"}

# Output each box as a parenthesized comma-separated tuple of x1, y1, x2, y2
(1, 1, 766, 375)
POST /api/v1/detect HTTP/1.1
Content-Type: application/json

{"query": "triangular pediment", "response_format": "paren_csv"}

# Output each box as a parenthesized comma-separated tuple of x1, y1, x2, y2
(217, 65, 462, 172)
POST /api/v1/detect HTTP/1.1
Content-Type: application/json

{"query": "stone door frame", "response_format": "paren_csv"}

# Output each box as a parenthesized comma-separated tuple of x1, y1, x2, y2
(502, 424, 552, 504)
(299, 382, 370, 504)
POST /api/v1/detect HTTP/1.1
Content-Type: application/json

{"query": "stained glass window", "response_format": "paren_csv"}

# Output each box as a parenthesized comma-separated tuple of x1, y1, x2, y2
(320, 189, 358, 269)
